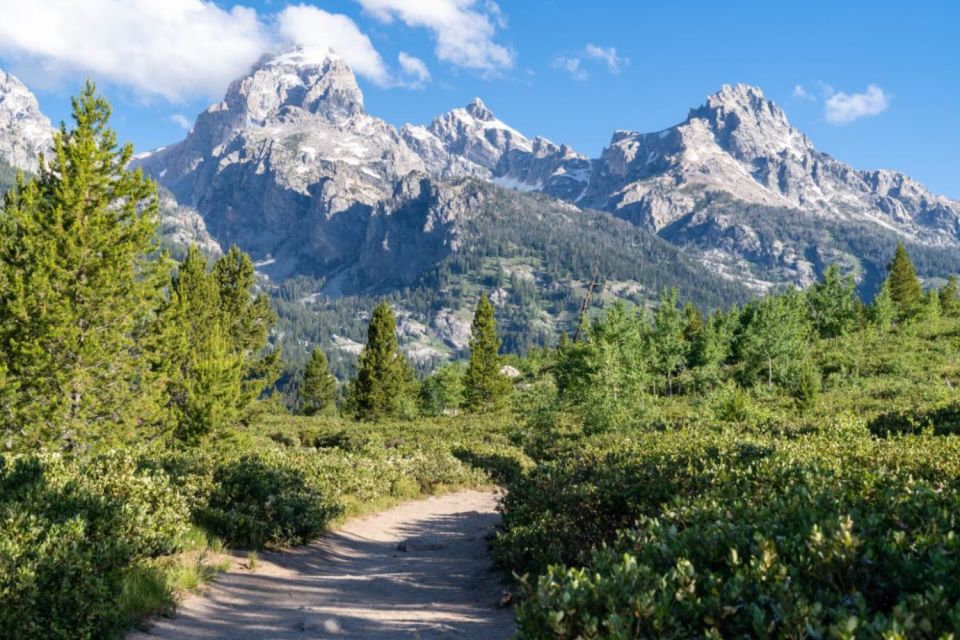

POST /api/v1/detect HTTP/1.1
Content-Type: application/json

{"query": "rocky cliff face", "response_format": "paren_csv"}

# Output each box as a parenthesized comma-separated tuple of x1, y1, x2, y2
(0, 70, 52, 172)
(128, 53, 959, 293)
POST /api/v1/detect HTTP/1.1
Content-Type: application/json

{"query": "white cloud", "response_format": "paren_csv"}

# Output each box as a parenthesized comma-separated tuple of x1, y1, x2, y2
(824, 84, 890, 124)
(552, 56, 587, 81)
(276, 4, 391, 86)
(398, 52, 430, 86)
(792, 84, 815, 101)
(553, 43, 628, 80)
(0, 0, 268, 102)
(168, 113, 192, 131)
(583, 44, 627, 74)
(356, 0, 514, 72)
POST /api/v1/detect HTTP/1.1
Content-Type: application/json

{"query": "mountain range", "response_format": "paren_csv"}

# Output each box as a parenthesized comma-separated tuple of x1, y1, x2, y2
(2, 47, 959, 372)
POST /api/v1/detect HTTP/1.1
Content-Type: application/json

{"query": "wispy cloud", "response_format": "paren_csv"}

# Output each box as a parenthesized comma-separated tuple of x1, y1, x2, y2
(824, 84, 890, 125)
(792, 84, 815, 101)
(0, 0, 268, 102)
(355, 0, 514, 73)
(277, 4, 392, 86)
(168, 114, 192, 131)
(0, 0, 511, 101)
(397, 52, 430, 87)
(553, 43, 628, 80)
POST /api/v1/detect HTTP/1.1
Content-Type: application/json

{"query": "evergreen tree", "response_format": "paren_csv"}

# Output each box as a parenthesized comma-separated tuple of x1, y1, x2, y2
(213, 246, 281, 404)
(0, 83, 167, 448)
(350, 301, 416, 420)
(807, 264, 859, 338)
(159, 245, 278, 442)
(940, 275, 960, 317)
(923, 288, 942, 324)
(299, 347, 336, 416)
(886, 243, 924, 320)
(463, 293, 512, 412)
(650, 288, 687, 395)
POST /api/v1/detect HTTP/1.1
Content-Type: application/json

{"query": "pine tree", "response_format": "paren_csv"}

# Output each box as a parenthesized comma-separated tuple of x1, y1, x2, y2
(0, 82, 168, 448)
(463, 293, 512, 412)
(940, 275, 960, 317)
(886, 243, 924, 320)
(213, 246, 281, 404)
(159, 245, 278, 442)
(350, 301, 416, 421)
(300, 347, 336, 416)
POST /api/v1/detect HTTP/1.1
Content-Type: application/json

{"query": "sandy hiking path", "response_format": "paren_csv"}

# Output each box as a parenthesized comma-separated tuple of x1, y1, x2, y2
(130, 489, 515, 639)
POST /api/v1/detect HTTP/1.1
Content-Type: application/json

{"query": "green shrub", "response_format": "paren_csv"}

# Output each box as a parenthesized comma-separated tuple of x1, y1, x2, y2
(505, 430, 960, 639)
(0, 452, 189, 640)
(198, 453, 338, 548)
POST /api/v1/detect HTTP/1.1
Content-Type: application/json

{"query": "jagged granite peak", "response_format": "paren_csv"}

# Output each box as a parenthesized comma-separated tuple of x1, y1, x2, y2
(135, 47, 426, 276)
(583, 83, 960, 243)
(0, 69, 53, 171)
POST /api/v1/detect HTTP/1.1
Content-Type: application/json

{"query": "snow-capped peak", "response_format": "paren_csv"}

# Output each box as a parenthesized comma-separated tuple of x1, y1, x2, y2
(465, 97, 495, 122)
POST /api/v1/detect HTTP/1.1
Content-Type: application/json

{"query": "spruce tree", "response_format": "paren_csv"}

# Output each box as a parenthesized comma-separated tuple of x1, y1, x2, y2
(300, 347, 336, 416)
(940, 275, 960, 317)
(886, 243, 924, 320)
(351, 301, 415, 420)
(0, 83, 167, 447)
(463, 293, 512, 412)
(213, 246, 281, 403)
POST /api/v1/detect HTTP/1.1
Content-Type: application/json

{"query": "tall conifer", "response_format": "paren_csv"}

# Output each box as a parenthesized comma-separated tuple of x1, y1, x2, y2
(463, 293, 511, 412)
(351, 301, 415, 420)
(886, 243, 924, 320)
(300, 347, 336, 415)
(0, 82, 167, 447)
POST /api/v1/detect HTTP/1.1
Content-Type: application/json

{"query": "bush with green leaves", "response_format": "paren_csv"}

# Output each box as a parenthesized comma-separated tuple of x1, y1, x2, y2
(198, 452, 337, 548)
(0, 451, 189, 640)
(503, 425, 960, 639)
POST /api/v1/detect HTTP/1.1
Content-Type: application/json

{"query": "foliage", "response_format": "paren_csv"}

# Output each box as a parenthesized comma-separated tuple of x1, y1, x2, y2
(198, 453, 336, 548)
(806, 264, 860, 338)
(159, 245, 280, 443)
(887, 241, 924, 320)
(0, 451, 189, 639)
(299, 347, 336, 416)
(418, 361, 466, 416)
(463, 293, 512, 412)
(348, 301, 418, 420)
(739, 289, 813, 386)
(0, 82, 168, 449)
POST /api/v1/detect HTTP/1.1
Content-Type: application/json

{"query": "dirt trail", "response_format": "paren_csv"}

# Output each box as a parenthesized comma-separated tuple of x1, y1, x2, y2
(130, 490, 515, 639)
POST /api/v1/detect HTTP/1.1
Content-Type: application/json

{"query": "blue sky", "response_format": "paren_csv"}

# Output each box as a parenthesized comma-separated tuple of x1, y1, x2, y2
(1, 0, 957, 197)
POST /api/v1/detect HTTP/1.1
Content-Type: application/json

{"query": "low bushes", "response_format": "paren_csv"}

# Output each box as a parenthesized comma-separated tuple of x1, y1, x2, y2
(0, 452, 189, 640)
(499, 423, 960, 639)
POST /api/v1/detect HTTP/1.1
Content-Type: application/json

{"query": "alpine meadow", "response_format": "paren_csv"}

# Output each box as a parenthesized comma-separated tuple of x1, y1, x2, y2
(1, 2, 960, 639)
